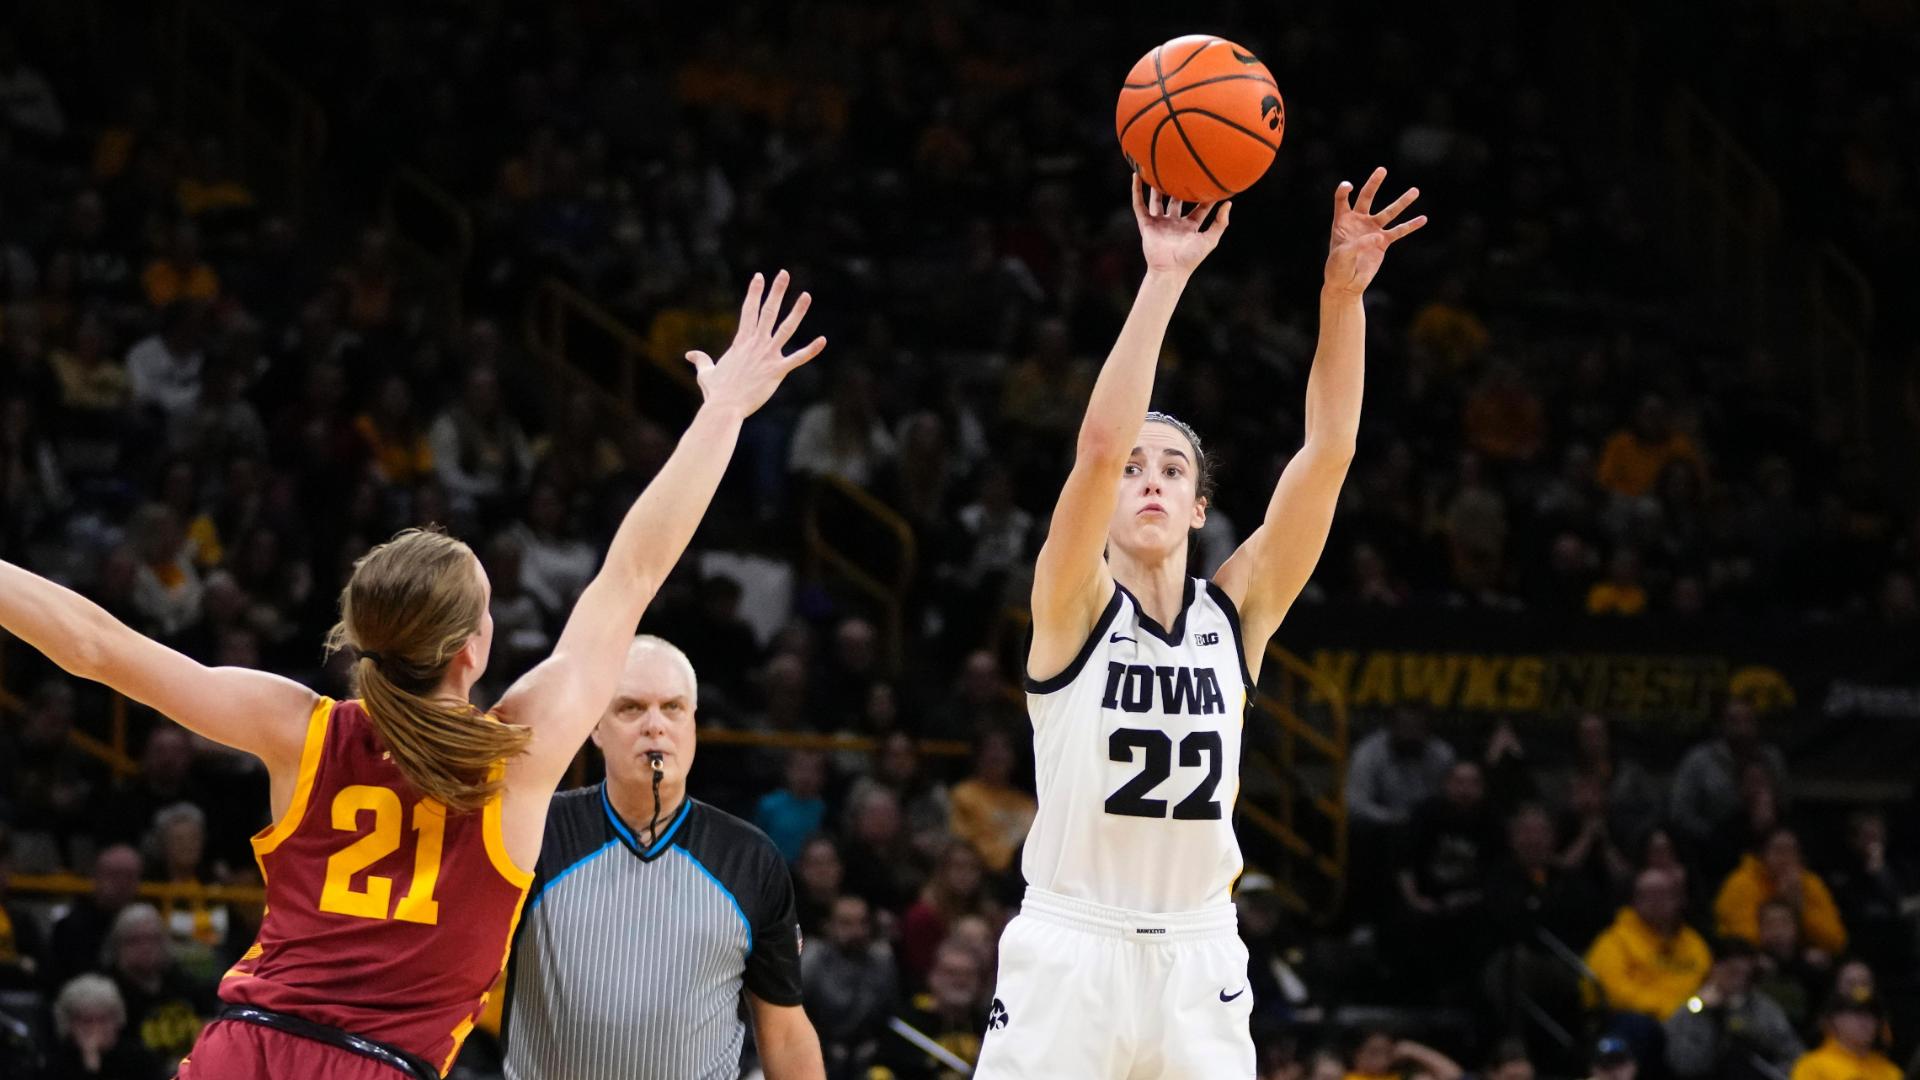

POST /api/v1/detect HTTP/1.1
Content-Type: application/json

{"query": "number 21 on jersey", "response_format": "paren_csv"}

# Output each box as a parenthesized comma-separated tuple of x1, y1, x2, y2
(318, 784, 446, 925)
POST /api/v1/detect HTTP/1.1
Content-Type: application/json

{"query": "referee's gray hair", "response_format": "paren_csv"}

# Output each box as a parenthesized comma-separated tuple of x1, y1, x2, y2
(52, 974, 125, 1037)
(628, 635, 699, 709)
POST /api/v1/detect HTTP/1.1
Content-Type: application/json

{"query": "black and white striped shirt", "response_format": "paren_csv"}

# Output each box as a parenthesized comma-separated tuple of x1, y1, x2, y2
(502, 785, 803, 1080)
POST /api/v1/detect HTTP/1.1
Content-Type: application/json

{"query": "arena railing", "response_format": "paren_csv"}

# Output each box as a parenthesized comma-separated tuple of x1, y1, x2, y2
(1666, 88, 1783, 330)
(381, 167, 475, 333)
(801, 476, 918, 674)
(1809, 243, 1876, 446)
(8, 874, 267, 920)
(167, 2, 328, 218)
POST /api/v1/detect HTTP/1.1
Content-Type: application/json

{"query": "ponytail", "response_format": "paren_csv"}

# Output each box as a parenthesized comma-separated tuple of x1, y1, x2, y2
(328, 527, 530, 814)
(351, 654, 529, 813)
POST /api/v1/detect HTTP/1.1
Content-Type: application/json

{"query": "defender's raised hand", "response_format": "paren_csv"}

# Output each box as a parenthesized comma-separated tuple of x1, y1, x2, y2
(685, 269, 827, 416)
(1132, 175, 1232, 275)
(1324, 167, 1426, 296)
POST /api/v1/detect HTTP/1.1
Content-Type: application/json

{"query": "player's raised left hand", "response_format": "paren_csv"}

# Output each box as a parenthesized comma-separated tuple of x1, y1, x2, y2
(1324, 167, 1426, 297)
(685, 269, 827, 418)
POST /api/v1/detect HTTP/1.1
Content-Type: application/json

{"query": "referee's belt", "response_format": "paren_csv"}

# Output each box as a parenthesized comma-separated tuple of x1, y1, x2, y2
(213, 1004, 442, 1080)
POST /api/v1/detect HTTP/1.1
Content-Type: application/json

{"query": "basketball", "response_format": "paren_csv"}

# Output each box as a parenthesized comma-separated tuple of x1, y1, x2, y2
(1115, 35, 1284, 204)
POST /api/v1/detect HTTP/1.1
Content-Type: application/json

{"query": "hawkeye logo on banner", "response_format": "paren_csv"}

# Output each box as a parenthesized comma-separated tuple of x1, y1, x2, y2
(1302, 649, 1795, 724)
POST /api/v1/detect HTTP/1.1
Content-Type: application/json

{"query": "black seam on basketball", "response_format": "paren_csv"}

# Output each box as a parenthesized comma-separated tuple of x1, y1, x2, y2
(1154, 46, 1228, 199)
(1164, 37, 1218, 79)
(1175, 106, 1281, 152)
(1147, 113, 1174, 194)
(1116, 74, 1283, 141)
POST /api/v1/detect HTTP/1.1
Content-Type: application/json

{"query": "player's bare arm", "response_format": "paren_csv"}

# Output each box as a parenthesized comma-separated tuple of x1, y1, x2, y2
(1029, 176, 1231, 680)
(0, 560, 316, 779)
(496, 270, 824, 799)
(1213, 167, 1425, 681)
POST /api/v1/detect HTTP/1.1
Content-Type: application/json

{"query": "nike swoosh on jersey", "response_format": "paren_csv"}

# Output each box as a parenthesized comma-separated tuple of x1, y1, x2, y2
(1219, 987, 1246, 1002)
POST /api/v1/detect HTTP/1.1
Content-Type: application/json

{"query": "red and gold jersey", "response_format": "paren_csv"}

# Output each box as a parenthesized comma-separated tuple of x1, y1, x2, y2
(221, 698, 532, 1074)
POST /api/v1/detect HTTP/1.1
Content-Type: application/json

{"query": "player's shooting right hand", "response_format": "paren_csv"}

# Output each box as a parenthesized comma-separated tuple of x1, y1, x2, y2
(1132, 175, 1231, 275)
(685, 269, 827, 418)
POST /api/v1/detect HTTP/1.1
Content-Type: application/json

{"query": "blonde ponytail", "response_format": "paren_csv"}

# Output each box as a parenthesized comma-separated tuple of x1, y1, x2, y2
(328, 528, 531, 813)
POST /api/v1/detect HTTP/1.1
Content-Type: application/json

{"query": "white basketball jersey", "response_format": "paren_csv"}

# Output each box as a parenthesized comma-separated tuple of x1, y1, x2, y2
(1022, 578, 1250, 912)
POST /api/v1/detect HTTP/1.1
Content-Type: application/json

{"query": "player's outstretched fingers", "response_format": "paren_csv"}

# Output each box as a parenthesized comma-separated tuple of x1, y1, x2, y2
(735, 273, 765, 341)
(1386, 215, 1429, 243)
(1212, 200, 1233, 233)
(770, 292, 813, 350)
(783, 336, 828, 371)
(685, 349, 716, 375)
(1373, 186, 1420, 227)
(758, 270, 791, 332)
(1354, 166, 1387, 214)
(1334, 180, 1354, 214)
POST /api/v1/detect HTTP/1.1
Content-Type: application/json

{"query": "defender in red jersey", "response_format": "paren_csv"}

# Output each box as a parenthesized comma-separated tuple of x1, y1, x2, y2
(0, 271, 824, 1078)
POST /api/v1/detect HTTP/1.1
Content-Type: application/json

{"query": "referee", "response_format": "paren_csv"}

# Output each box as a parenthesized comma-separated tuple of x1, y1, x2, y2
(502, 636, 825, 1080)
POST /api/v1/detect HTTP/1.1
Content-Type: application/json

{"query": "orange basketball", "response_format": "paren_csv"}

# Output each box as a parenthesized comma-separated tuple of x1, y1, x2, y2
(1115, 35, 1284, 204)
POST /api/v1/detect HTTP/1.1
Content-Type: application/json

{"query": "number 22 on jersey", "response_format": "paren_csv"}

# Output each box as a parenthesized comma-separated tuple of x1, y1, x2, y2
(318, 784, 446, 925)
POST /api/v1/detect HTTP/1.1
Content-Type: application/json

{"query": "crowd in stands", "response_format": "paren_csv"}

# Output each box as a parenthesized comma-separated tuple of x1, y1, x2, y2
(0, 1, 1916, 1078)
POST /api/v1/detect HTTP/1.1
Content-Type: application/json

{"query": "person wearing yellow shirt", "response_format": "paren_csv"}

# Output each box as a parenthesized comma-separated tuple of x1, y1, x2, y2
(1586, 869, 1712, 1063)
(1791, 992, 1900, 1080)
(946, 729, 1035, 875)
(1715, 826, 1848, 955)
(141, 223, 220, 310)
(1595, 396, 1706, 499)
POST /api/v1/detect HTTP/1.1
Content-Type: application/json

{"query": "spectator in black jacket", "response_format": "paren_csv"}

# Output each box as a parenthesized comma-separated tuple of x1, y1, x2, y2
(1825, 811, 1919, 978)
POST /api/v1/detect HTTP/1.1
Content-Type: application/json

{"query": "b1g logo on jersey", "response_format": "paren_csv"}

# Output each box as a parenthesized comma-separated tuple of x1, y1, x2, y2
(1194, 631, 1220, 646)
(1100, 662, 1227, 716)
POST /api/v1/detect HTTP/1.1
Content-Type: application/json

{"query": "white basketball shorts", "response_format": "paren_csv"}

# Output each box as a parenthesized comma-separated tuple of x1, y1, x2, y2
(974, 887, 1255, 1079)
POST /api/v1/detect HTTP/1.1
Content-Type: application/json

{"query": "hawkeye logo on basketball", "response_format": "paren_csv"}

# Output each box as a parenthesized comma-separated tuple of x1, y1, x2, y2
(1100, 662, 1227, 715)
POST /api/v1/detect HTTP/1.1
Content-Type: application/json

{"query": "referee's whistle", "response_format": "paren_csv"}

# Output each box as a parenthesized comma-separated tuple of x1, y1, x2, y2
(647, 751, 664, 774)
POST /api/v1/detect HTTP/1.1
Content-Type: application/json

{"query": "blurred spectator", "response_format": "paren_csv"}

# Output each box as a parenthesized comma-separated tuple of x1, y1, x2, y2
(46, 973, 162, 1080)
(872, 939, 987, 1080)
(1789, 992, 1898, 1080)
(353, 374, 434, 486)
(1664, 936, 1804, 1080)
(1347, 710, 1457, 830)
(1563, 712, 1662, 854)
(98, 727, 197, 850)
(141, 803, 227, 963)
(124, 303, 206, 425)
(998, 317, 1093, 436)
(105, 903, 215, 1069)
(900, 840, 998, 985)
(1752, 901, 1827, 1035)
(504, 483, 597, 620)
(1462, 361, 1546, 464)
(1487, 803, 1604, 948)
(1394, 762, 1498, 953)
(1, 679, 101, 871)
(848, 732, 951, 862)
(1585, 869, 1711, 1056)
(1344, 1029, 1464, 1080)
(1714, 827, 1847, 957)
(946, 728, 1035, 877)
(0, 825, 44, 989)
(841, 787, 920, 917)
(50, 845, 142, 987)
(0, 30, 65, 140)
(1586, 549, 1649, 617)
(789, 364, 894, 487)
(1669, 698, 1787, 854)
(1823, 811, 1920, 977)
(674, 574, 760, 704)
(139, 223, 219, 311)
(1589, 1037, 1638, 1080)
(1480, 1040, 1534, 1080)
(802, 894, 897, 1077)
(792, 835, 845, 939)
(1596, 396, 1705, 500)
(427, 363, 533, 512)
(754, 749, 828, 864)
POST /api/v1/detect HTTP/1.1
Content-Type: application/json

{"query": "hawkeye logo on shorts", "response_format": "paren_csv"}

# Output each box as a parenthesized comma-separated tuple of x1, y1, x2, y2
(987, 999, 1010, 1030)
(1101, 662, 1227, 715)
